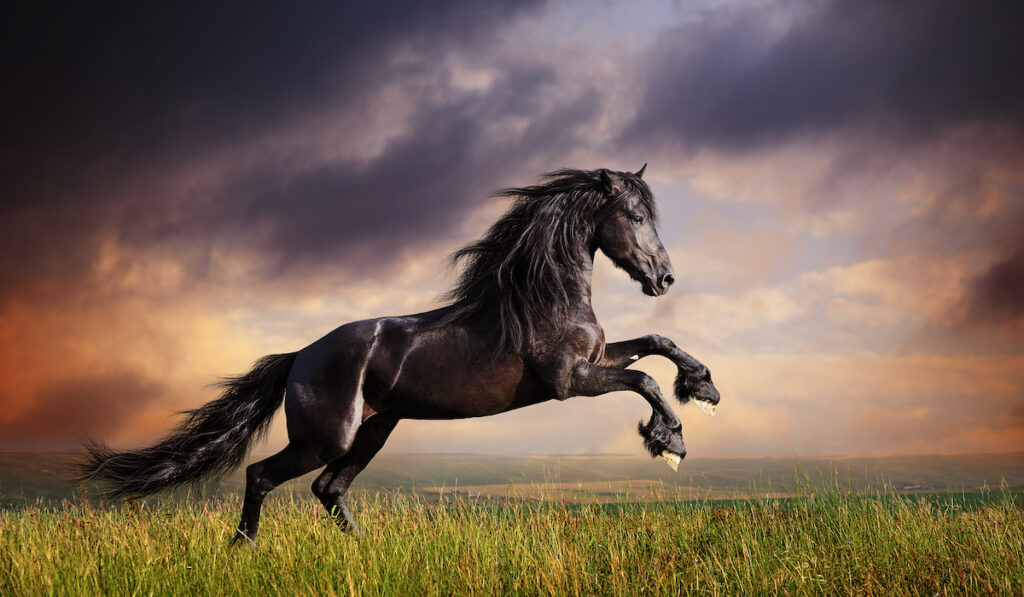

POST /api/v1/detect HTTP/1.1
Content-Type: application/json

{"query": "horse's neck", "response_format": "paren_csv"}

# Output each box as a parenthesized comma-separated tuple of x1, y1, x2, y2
(569, 251, 597, 317)
(579, 255, 595, 299)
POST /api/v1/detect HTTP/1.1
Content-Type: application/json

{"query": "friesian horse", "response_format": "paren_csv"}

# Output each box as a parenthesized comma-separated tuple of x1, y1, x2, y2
(79, 166, 721, 542)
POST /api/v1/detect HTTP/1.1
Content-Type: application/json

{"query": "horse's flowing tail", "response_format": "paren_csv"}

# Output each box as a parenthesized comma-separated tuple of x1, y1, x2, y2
(77, 352, 297, 498)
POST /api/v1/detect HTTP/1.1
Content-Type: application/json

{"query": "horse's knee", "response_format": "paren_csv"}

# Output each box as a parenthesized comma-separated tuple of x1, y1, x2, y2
(312, 461, 355, 505)
(644, 334, 676, 351)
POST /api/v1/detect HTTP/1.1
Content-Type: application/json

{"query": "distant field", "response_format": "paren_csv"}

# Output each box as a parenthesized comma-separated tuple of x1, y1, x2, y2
(2, 451, 1023, 507)
(2, 452, 1023, 595)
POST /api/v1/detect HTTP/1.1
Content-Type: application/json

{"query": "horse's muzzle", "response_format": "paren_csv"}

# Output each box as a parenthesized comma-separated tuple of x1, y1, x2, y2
(641, 272, 674, 296)
(657, 272, 675, 292)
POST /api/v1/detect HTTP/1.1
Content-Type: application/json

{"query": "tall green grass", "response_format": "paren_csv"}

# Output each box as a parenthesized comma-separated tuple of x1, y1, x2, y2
(2, 481, 1022, 595)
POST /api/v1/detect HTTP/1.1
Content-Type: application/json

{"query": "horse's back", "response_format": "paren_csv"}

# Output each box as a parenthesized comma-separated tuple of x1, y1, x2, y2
(284, 310, 544, 422)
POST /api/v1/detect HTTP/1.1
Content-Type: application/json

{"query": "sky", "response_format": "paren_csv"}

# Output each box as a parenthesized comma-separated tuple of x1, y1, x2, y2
(1, 0, 1022, 457)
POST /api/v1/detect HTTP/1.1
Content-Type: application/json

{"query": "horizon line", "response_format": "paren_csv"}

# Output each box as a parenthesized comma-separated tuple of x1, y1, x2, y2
(4, 449, 1023, 460)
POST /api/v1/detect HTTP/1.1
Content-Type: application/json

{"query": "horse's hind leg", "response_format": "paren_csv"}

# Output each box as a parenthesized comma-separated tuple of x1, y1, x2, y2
(232, 443, 325, 545)
(231, 320, 386, 544)
(311, 415, 398, 536)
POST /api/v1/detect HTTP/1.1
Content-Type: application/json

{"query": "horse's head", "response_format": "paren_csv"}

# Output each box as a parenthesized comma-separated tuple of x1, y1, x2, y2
(595, 166, 675, 297)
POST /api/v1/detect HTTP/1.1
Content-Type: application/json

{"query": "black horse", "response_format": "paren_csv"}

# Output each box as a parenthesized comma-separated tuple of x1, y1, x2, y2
(79, 166, 720, 542)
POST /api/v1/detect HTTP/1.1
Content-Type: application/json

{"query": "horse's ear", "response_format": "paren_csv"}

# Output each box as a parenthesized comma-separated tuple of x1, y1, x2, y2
(599, 169, 615, 195)
(599, 169, 624, 196)
(635, 163, 647, 179)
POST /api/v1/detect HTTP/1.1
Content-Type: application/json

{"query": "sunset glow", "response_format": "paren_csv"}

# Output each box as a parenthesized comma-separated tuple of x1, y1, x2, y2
(1, 1, 1021, 457)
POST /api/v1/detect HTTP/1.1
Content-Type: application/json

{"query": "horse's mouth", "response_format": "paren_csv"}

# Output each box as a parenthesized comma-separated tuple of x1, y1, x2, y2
(621, 264, 666, 296)
(630, 271, 659, 296)
(640, 279, 664, 297)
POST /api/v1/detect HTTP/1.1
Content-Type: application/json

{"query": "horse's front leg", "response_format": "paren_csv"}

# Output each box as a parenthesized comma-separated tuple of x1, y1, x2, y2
(570, 360, 686, 469)
(601, 335, 720, 414)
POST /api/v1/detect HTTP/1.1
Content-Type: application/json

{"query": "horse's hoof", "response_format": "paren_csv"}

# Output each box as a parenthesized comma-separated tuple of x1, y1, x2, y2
(693, 399, 717, 417)
(230, 531, 255, 548)
(674, 368, 721, 412)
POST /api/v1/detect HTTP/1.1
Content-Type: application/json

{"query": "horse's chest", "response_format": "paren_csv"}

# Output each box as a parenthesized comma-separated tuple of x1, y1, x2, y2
(585, 339, 604, 365)
(577, 323, 606, 364)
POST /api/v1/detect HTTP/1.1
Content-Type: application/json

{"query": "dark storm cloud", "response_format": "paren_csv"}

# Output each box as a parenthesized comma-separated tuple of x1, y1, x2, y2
(961, 248, 1024, 327)
(0, 370, 165, 450)
(184, 70, 600, 271)
(0, 0, 549, 296)
(0, 1, 542, 166)
(99, 61, 602, 276)
(623, 0, 1024, 150)
(1010, 401, 1024, 429)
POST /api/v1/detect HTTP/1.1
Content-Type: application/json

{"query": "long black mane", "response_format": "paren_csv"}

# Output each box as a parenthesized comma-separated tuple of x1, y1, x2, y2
(444, 168, 657, 353)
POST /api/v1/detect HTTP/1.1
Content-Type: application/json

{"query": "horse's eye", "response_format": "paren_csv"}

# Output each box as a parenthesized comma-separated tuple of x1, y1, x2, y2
(628, 215, 644, 224)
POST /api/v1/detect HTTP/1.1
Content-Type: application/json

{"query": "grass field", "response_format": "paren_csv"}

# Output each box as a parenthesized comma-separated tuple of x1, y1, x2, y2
(2, 453, 1023, 595)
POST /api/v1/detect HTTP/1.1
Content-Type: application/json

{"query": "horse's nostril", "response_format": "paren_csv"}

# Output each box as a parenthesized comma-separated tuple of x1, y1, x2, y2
(660, 273, 675, 289)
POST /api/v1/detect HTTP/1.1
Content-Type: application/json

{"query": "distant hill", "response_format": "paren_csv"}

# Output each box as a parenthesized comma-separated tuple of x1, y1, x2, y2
(2, 451, 1022, 507)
